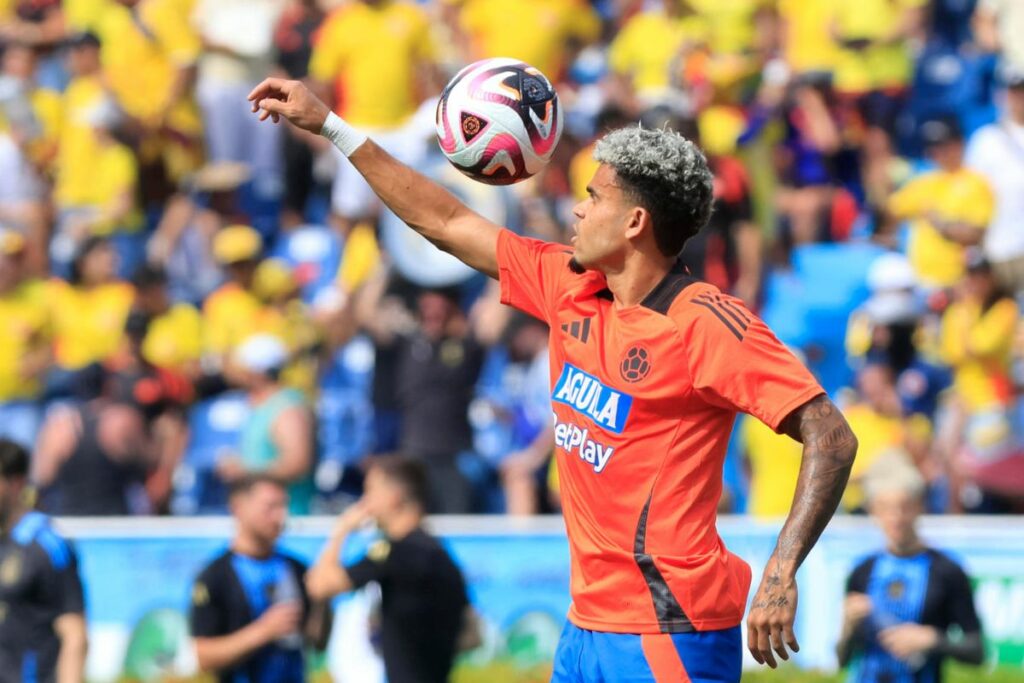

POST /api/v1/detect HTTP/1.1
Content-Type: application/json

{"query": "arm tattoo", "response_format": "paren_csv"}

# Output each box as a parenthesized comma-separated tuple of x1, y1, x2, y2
(773, 395, 857, 571)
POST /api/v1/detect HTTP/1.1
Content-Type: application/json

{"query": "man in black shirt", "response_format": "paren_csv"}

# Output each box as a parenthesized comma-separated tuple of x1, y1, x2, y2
(0, 439, 87, 683)
(190, 474, 330, 683)
(306, 456, 474, 683)
(837, 454, 984, 683)
(357, 273, 487, 514)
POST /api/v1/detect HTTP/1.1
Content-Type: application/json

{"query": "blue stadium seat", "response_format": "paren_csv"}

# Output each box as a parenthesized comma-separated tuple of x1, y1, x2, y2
(172, 391, 250, 515)
(763, 243, 883, 394)
(269, 224, 344, 305)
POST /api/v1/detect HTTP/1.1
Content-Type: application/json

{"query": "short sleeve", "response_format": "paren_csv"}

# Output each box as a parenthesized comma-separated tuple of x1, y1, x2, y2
(682, 290, 824, 431)
(308, 12, 345, 83)
(846, 557, 874, 593)
(37, 542, 85, 617)
(411, 9, 437, 62)
(961, 174, 995, 228)
(567, 2, 601, 44)
(344, 539, 392, 589)
(190, 565, 227, 637)
(496, 230, 576, 324)
(606, 21, 636, 76)
(150, 0, 201, 66)
(940, 559, 982, 634)
(887, 175, 929, 220)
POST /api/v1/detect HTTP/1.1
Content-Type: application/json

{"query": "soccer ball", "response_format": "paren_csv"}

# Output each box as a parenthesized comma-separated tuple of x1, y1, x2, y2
(435, 57, 563, 185)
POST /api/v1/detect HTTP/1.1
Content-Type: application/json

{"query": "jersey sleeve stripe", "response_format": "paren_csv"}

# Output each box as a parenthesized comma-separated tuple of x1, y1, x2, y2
(692, 300, 744, 341)
(696, 293, 751, 329)
(719, 300, 752, 326)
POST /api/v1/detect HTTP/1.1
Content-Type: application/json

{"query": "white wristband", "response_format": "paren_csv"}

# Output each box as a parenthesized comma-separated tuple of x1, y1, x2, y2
(321, 111, 368, 157)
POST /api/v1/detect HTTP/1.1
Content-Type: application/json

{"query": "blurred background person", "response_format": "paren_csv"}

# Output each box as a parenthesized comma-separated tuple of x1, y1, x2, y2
(605, 0, 707, 116)
(0, 42, 56, 257)
(271, 0, 327, 230)
(885, 115, 993, 290)
(0, 230, 51, 450)
(32, 360, 171, 516)
(966, 65, 1024, 297)
(939, 253, 1022, 513)
(307, 0, 440, 235)
(48, 236, 133, 390)
(191, 0, 286, 202)
(129, 264, 203, 379)
(52, 30, 139, 279)
(215, 334, 315, 515)
(190, 474, 331, 683)
(306, 456, 474, 683)
(457, 0, 600, 87)
(842, 363, 932, 514)
(357, 279, 486, 513)
(93, 0, 204, 204)
(837, 452, 984, 681)
(202, 224, 271, 364)
(148, 162, 252, 306)
(0, 438, 87, 683)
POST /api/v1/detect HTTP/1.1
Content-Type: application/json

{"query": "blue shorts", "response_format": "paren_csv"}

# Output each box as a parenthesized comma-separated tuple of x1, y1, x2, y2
(552, 622, 742, 683)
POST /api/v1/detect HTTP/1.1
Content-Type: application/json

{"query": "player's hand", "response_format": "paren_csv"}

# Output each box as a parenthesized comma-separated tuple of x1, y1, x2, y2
(215, 455, 247, 483)
(332, 500, 371, 538)
(842, 592, 873, 629)
(248, 78, 331, 134)
(747, 565, 800, 668)
(255, 601, 303, 642)
(878, 623, 939, 662)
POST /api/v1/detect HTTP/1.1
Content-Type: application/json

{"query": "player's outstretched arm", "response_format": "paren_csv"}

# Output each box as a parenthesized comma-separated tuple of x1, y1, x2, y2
(248, 78, 501, 278)
(747, 394, 857, 668)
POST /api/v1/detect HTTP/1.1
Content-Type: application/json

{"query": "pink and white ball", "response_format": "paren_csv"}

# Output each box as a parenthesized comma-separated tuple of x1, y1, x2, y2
(435, 58, 563, 185)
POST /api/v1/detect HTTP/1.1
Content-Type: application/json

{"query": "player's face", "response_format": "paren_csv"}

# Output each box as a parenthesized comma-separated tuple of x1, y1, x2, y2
(870, 489, 922, 548)
(571, 165, 636, 270)
(236, 483, 288, 544)
(362, 468, 406, 520)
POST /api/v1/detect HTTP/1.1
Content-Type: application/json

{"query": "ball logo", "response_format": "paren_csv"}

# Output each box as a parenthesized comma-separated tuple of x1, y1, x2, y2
(460, 112, 486, 143)
(620, 345, 651, 383)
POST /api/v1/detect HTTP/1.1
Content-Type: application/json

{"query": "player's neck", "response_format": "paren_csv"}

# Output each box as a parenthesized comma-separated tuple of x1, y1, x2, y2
(887, 535, 925, 557)
(603, 252, 675, 309)
(381, 508, 422, 541)
(0, 505, 27, 536)
(232, 533, 275, 559)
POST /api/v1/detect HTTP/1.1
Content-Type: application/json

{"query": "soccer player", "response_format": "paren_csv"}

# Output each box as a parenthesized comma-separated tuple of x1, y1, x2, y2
(190, 474, 331, 683)
(0, 439, 87, 683)
(837, 453, 983, 682)
(248, 78, 858, 681)
(305, 456, 473, 683)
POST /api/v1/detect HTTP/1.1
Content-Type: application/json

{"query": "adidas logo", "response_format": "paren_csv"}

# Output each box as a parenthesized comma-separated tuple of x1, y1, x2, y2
(561, 318, 592, 343)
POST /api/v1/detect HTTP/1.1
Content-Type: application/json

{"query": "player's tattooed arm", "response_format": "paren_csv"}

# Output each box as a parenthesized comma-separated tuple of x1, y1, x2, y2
(777, 394, 857, 567)
(747, 394, 857, 668)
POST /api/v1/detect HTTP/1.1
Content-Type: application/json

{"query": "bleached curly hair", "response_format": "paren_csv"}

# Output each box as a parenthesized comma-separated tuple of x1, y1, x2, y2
(593, 126, 714, 257)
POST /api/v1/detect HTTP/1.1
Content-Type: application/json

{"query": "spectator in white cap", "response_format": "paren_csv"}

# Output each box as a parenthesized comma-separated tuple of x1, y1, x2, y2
(847, 253, 922, 375)
(966, 64, 1024, 296)
(216, 334, 316, 514)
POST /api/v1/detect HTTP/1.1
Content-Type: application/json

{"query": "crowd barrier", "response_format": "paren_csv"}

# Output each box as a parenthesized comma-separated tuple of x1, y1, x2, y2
(52, 515, 1024, 681)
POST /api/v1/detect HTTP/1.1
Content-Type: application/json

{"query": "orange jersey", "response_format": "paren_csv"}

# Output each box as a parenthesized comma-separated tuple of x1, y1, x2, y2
(497, 230, 823, 633)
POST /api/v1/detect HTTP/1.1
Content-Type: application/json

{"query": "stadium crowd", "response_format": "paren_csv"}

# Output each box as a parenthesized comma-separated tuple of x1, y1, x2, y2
(1, 0, 1023, 517)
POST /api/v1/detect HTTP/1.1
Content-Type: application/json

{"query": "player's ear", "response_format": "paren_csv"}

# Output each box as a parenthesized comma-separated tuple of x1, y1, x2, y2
(623, 206, 650, 241)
